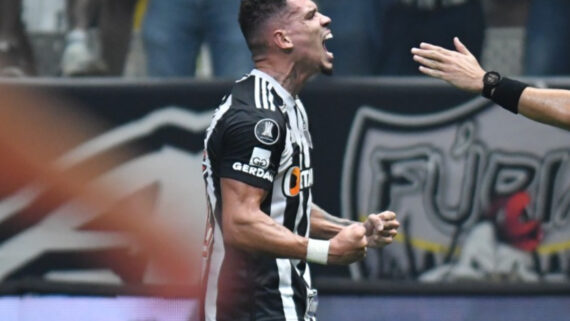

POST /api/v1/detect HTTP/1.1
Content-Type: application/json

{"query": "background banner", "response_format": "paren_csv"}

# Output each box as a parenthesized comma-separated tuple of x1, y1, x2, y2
(1, 77, 569, 294)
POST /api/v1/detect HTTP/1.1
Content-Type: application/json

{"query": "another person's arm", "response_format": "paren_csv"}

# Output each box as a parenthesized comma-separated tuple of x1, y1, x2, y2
(221, 177, 368, 265)
(411, 37, 570, 130)
(309, 203, 399, 248)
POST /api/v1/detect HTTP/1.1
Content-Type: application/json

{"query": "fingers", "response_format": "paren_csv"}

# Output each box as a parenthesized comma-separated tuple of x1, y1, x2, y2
(418, 42, 444, 51)
(418, 65, 445, 79)
(378, 211, 396, 221)
(413, 55, 441, 72)
(411, 46, 447, 63)
(453, 37, 472, 57)
(411, 40, 473, 78)
(381, 229, 398, 238)
(349, 222, 367, 236)
(348, 223, 369, 248)
(383, 219, 400, 230)
(411, 46, 449, 78)
(366, 229, 397, 247)
(366, 211, 399, 231)
(375, 211, 399, 227)
(364, 214, 383, 235)
(363, 218, 375, 235)
(380, 236, 395, 245)
(364, 211, 399, 248)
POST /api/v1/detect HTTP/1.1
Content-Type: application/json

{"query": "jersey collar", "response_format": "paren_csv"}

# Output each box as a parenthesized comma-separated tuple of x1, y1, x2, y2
(250, 69, 296, 112)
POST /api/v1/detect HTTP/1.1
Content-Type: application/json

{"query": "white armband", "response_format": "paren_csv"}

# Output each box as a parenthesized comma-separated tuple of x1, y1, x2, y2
(306, 238, 330, 265)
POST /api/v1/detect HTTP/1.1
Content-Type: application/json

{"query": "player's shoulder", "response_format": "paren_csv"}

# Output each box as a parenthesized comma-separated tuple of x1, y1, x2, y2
(230, 73, 285, 114)
(230, 73, 256, 103)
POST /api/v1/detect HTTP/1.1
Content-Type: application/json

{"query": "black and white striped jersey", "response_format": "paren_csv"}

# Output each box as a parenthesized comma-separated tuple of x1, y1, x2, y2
(201, 69, 316, 321)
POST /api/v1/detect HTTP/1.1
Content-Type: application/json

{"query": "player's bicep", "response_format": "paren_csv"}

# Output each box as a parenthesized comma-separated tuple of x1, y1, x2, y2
(220, 177, 268, 244)
(221, 177, 267, 215)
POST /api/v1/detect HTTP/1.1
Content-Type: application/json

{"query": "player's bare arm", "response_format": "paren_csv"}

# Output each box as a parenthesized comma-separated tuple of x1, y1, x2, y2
(309, 204, 399, 248)
(221, 177, 367, 265)
(411, 37, 570, 130)
(309, 204, 352, 239)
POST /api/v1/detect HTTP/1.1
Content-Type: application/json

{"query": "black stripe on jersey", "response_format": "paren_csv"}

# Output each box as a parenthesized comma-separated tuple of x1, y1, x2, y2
(297, 188, 310, 237)
(271, 87, 284, 110)
(296, 188, 310, 277)
(252, 256, 287, 321)
(292, 269, 308, 319)
(283, 142, 301, 232)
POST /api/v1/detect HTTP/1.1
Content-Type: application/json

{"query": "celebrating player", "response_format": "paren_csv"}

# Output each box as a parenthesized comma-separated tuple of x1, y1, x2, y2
(201, 1, 400, 320)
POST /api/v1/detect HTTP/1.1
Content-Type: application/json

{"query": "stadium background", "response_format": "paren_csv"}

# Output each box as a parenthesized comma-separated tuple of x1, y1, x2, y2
(1, 77, 569, 320)
(2, 0, 570, 320)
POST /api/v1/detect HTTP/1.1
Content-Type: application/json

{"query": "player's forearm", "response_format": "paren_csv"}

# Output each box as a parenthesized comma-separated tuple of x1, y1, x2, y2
(518, 87, 570, 130)
(309, 204, 353, 239)
(223, 209, 309, 259)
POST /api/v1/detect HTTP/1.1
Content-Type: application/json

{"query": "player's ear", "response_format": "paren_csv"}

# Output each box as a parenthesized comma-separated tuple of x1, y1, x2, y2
(273, 29, 293, 50)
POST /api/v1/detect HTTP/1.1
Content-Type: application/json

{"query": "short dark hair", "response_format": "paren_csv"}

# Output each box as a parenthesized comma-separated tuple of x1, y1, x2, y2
(239, 0, 288, 53)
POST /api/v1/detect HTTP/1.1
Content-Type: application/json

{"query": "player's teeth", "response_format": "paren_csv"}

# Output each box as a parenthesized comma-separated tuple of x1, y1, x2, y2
(325, 34, 333, 40)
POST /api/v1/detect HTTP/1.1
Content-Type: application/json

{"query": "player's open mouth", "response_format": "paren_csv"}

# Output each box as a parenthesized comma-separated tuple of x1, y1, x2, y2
(323, 33, 334, 60)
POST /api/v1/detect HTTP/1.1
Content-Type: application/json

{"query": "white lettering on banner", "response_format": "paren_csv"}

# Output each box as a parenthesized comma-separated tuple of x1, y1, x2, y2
(0, 107, 212, 286)
(342, 99, 570, 282)
(233, 162, 274, 182)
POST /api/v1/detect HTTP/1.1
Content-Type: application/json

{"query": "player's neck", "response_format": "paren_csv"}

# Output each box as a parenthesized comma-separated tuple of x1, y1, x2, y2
(255, 59, 312, 97)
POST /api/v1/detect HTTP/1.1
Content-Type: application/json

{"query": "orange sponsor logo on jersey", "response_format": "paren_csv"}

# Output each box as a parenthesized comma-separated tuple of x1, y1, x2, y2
(283, 166, 313, 197)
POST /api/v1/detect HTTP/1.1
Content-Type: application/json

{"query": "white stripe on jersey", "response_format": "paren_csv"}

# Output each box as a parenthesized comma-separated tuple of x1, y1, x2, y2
(261, 78, 269, 110)
(272, 185, 300, 321)
(255, 77, 262, 109)
(276, 258, 299, 320)
(254, 76, 277, 111)
(203, 96, 232, 321)
(205, 223, 225, 321)
(203, 96, 233, 210)
(279, 129, 294, 172)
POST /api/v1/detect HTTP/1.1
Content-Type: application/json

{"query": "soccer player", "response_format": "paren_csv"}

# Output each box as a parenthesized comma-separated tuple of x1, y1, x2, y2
(411, 37, 570, 131)
(201, 0, 400, 320)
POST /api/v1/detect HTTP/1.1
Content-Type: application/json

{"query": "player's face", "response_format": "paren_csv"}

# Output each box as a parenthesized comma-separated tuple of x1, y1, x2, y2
(285, 0, 334, 75)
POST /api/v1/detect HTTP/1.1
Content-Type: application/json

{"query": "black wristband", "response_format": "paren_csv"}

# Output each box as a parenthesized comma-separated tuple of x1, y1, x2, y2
(486, 77, 528, 114)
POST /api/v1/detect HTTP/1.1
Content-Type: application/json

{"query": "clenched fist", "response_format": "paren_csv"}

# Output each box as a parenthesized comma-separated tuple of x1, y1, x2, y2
(363, 211, 399, 248)
(328, 223, 368, 265)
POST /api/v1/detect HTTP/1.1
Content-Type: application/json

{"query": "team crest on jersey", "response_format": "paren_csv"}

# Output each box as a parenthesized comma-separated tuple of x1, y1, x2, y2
(254, 118, 280, 145)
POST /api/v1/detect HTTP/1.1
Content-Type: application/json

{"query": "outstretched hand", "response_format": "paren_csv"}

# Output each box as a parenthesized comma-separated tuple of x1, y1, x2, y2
(411, 37, 486, 93)
(363, 211, 399, 248)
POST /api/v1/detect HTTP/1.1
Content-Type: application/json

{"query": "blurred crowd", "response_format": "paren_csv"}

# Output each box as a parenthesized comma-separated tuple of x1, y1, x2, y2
(0, 0, 569, 78)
